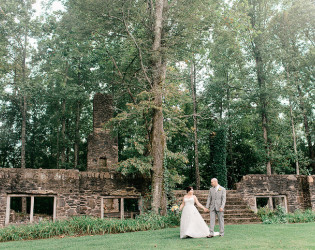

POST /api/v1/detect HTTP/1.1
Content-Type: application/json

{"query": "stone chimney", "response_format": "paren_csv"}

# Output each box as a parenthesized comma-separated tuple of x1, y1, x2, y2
(87, 93, 118, 172)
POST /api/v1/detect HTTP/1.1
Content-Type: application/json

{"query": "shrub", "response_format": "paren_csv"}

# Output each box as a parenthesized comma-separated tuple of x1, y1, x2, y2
(0, 212, 181, 242)
(258, 205, 315, 224)
(257, 206, 273, 219)
(286, 209, 315, 223)
(257, 205, 287, 224)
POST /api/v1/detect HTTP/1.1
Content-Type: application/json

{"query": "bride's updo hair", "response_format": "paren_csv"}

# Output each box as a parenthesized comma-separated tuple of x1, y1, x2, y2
(186, 186, 193, 193)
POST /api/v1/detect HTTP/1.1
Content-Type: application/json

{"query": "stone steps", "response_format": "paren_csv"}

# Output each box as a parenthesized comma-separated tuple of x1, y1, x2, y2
(204, 218, 262, 224)
(178, 198, 247, 206)
(174, 190, 239, 196)
(174, 190, 261, 225)
(219, 209, 254, 214)
(201, 213, 258, 219)
(197, 208, 256, 215)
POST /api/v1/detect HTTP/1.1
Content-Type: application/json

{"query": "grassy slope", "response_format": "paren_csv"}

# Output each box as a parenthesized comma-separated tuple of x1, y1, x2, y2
(1, 223, 315, 250)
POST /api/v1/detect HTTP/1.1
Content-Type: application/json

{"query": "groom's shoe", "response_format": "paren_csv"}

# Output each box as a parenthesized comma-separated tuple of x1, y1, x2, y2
(207, 235, 214, 238)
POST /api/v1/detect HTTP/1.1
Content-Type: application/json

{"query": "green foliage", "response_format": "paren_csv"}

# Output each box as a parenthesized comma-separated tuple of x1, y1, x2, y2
(257, 206, 315, 224)
(0, 213, 180, 242)
(1, 0, 314, 193)
(286, 209, 315, 223)
(136, 211, 180, 227)
(210, 128, 228, 188)
(257, 205, 287, 224)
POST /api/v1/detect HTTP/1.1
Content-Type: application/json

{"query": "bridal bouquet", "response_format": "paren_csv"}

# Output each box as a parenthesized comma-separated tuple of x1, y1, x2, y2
(171, 205, 179, 212)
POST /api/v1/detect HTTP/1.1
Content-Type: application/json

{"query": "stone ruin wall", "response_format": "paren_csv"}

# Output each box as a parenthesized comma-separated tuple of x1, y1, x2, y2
(235, 174, 315, 212)
(0, 168, 79, 226)
(0, 168, 141, 226)
(308, 176, 315, 211)
(78, 172, 141, 217)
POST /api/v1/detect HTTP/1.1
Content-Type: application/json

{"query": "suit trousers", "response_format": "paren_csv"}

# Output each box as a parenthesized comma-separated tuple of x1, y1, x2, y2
(209, 209, 224, 236)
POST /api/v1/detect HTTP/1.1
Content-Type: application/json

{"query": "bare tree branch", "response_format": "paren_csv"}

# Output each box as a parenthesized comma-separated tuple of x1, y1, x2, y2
(106, 49, 137, 104)
(121, 7, 153, 88)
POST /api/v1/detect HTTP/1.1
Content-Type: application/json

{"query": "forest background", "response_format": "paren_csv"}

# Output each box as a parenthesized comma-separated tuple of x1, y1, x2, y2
(0, 0, 314, 212)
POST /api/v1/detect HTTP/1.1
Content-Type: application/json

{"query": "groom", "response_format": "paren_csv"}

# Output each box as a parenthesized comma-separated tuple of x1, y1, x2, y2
(205, 178, 226, 237)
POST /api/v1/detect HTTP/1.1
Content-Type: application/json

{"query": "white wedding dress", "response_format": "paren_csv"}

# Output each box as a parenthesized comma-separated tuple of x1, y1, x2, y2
(180, 196, 219, 238)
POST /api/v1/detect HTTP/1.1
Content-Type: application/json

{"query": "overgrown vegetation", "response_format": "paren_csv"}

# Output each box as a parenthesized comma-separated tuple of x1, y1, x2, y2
(1, 0, 314, 192)
(0, 213, 180, 242)
(286, 209, 315, 223)
(257, 205, 315, 224)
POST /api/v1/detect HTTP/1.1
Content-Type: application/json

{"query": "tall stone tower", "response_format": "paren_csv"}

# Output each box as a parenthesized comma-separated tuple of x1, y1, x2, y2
(87, 93, 118, 172)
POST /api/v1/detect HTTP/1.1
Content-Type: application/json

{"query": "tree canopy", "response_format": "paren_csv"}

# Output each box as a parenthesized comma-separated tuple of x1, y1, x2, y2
(0, 0, 314, 212)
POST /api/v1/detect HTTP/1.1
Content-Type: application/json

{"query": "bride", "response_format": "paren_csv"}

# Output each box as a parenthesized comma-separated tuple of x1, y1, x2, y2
(179, 186, 218, 238)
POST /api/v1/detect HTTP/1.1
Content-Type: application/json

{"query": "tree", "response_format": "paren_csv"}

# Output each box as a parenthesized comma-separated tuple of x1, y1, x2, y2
(149, 0, 168, 214)
(190, 60, 200, 189)
(246, 0, 277, 174)
(271, 0, 315, 173)
(210, 128, 227, 187)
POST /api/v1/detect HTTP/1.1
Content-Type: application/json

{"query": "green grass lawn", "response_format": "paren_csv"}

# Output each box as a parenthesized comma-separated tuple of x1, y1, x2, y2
(1, 223, 315, 250)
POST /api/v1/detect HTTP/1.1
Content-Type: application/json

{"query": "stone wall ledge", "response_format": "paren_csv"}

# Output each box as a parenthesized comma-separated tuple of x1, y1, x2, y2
(0, 168, 123, 181)
(0, 168, 80, 179)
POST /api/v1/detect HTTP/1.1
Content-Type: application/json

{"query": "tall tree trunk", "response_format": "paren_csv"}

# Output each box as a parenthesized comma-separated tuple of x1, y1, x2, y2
(21, 96, 27, 214)
(262, 107, 271, 174)
(190, 61, 200, 189)
(219, 97, 223, 120)
(74, 101, 81, 169)
(249, 1, 272, 175)
(60, 65, 69, 167)
(74, 63, 82, 169)
(60, 98, 66, 166)
(21, 4, 29, 213)
(289, 99, 299, 175)
(21, 22, 28, 169)
(254, 47, 272, 174)
(297, 84, 315, 171)
(56, 125, 60, 169)
(21, 96, 27, 169)
(30, 108, 37, 168)
(150, 0, 167, 214)
(66, 142, 70, 164)
(284, 68, 300, 175)
(226, 74, 234, 187)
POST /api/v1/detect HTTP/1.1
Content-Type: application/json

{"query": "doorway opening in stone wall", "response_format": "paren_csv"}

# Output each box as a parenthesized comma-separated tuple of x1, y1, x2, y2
(255, 195, 288, 212)
(5, 194, 57, 226)
(124, 198, 140, 218)
(33, 197, 54, 223)
(101, 196, 141, 220)
(9, 196, 31, 224)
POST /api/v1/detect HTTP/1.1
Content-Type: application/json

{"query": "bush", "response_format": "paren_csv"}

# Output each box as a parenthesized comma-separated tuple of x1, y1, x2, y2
(286, 209, 315, 223)
(258, 205, 287, 224)
(0, 212, 181, 242)
(257, 206, 273, 219)
(258, 205, 315, 224)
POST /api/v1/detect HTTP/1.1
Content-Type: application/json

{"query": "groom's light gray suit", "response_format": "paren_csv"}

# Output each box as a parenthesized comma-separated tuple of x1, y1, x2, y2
(206, 185, 226, 236)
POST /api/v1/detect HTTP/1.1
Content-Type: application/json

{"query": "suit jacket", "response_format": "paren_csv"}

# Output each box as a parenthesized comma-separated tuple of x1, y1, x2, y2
(206, 185, 226, 211)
